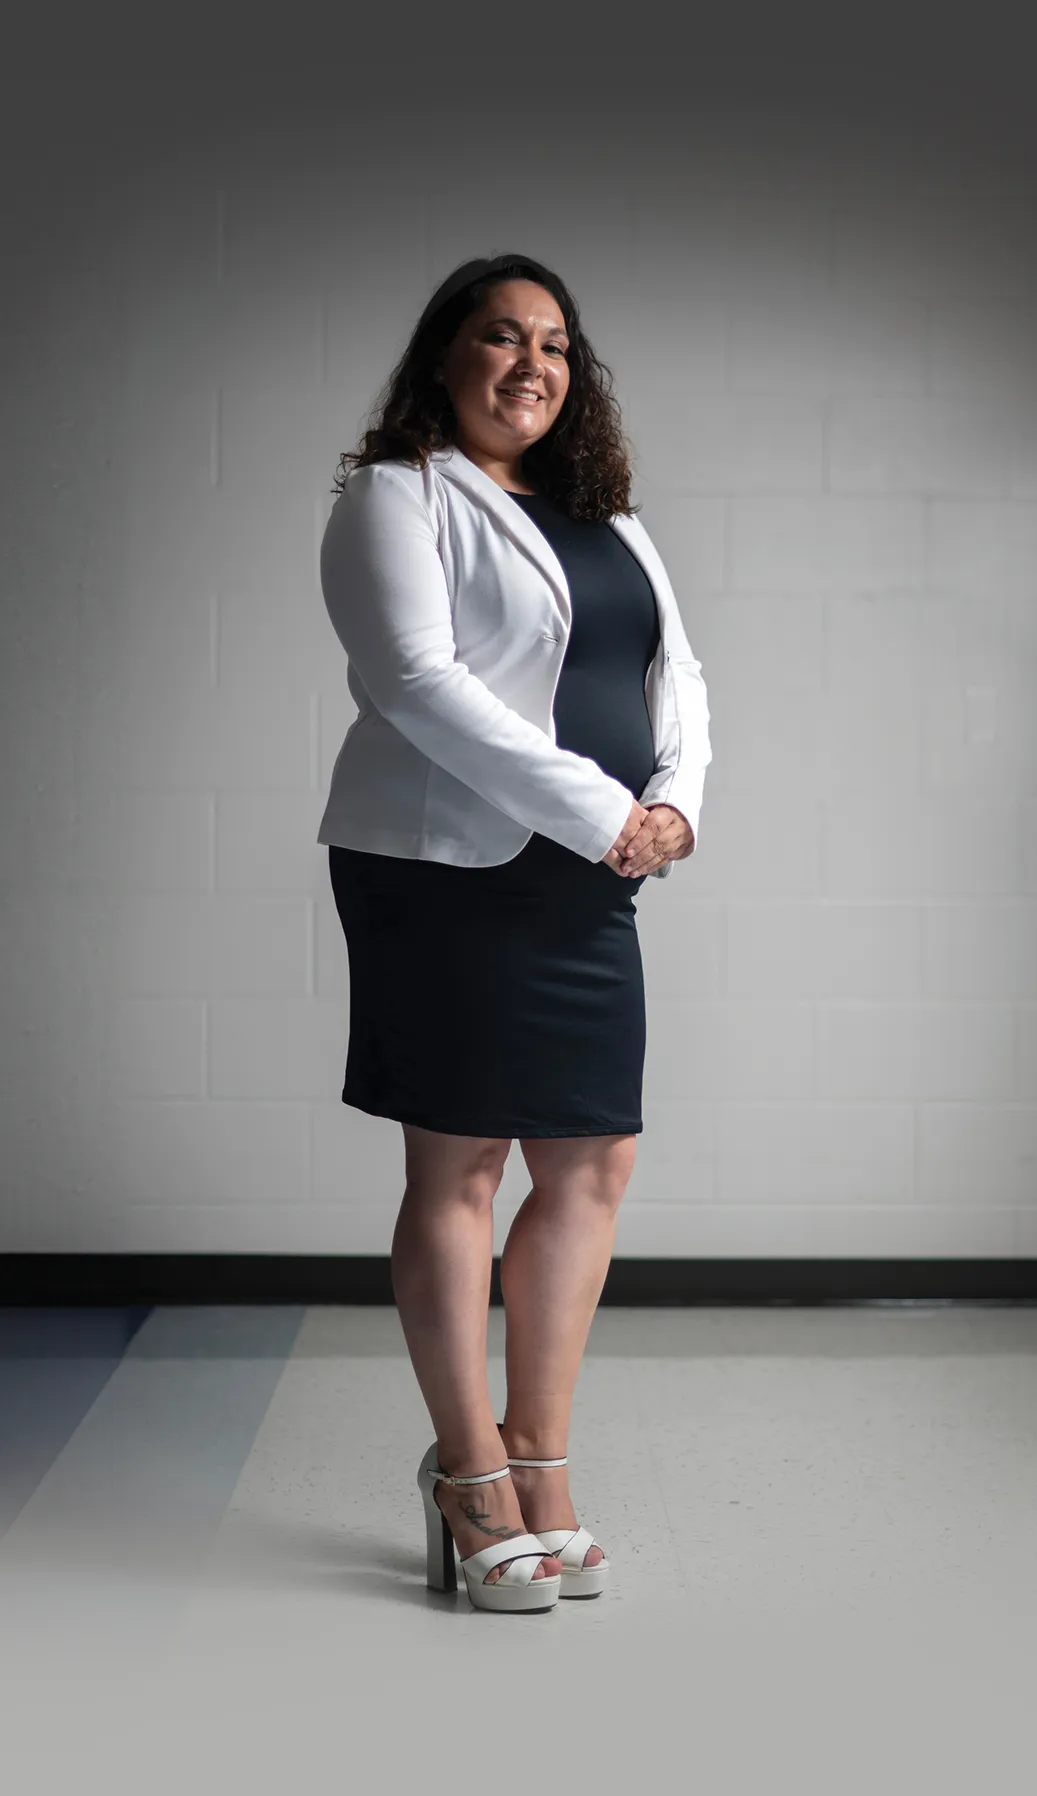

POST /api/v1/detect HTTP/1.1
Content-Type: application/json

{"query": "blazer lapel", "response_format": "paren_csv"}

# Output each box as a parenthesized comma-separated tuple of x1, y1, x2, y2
(432, 445, 573, 624)
(431, 444, 673, 651)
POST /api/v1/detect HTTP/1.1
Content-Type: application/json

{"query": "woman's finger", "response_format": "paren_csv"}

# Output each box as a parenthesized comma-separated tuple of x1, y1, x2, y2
(626, 824, 667, 866)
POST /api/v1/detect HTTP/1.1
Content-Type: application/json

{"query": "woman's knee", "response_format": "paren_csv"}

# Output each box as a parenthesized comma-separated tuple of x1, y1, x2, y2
(519, 1133, 637, 1213)
(402, 1124, 511, 1209)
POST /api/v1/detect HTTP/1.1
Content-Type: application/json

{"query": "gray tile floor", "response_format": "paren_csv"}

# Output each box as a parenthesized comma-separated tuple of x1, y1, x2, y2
(1, 1303, 1034, 1792)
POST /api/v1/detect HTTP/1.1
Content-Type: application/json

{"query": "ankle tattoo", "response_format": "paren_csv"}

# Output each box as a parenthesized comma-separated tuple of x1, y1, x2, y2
(457, 1499, 523, 1541)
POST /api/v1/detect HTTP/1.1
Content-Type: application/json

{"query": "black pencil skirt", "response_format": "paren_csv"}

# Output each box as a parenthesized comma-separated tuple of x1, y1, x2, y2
(327, 830, 648, 1139)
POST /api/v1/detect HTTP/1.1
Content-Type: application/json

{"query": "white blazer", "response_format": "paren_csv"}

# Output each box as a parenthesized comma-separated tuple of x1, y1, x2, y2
(316, 444, 711, 879)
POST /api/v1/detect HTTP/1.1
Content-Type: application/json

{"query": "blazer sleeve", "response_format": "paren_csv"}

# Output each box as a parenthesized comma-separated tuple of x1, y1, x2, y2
(634, 541, 712, 876)
(320, 465, 636, 865)
(638, 653, 712, 876)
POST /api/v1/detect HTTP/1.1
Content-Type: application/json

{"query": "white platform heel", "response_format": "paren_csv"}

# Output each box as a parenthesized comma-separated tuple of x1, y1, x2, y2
(506, 1451, 610, 1599)
(417, 1440, 562, 1614)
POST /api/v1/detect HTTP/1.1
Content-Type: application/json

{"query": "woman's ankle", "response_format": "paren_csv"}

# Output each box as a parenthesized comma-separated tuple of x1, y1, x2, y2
(434, 1430, 509, 1476)
(498, 1422, 568, 1461)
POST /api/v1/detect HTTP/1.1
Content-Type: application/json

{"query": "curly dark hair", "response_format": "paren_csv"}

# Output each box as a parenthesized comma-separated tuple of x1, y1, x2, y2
(330, 254, 641, 522)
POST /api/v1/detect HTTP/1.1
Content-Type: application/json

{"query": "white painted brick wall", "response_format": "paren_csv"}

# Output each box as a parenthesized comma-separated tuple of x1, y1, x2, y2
(2, 96, 1036, 1259)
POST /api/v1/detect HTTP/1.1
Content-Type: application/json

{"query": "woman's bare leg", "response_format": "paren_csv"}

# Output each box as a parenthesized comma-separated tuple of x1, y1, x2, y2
(391, 1123, 562, 1586)
(498, 1134, 638, 1567)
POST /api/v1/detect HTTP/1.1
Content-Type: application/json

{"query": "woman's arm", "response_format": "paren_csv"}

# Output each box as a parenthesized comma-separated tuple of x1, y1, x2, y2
(638, 652, 711, 858)
(320, 464, 636, 865)
(623, 512, 712, 866)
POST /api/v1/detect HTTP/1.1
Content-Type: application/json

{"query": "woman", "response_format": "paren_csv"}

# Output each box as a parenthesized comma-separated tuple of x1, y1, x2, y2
(319, 253, 712, 1614)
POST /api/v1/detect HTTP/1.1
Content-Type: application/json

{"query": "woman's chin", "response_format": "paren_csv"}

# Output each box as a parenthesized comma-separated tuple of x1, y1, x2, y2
(492, 412, 546, 442)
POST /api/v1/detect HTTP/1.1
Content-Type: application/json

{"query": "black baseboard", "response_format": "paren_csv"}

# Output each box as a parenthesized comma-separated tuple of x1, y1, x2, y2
(1, 1254, 1036, 1306)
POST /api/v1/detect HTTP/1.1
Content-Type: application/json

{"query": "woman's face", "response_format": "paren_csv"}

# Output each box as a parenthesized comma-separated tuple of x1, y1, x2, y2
(437, 279, 571, 465)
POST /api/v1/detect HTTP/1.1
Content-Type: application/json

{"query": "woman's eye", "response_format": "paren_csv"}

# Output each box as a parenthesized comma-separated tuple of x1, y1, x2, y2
(490, 334, 566, 354)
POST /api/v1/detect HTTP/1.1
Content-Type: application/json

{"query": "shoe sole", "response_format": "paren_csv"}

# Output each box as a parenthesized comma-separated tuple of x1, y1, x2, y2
(558, 1562, 609, 1598)
(461, 1573, 561, 1614)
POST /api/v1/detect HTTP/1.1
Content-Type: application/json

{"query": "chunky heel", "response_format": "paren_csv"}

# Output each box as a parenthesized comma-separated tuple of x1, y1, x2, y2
(421, 1460, 458, 1593)
(416, 1440, 561, 1614)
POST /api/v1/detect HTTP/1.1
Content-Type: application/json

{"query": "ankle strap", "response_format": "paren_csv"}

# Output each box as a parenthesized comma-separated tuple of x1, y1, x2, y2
(427, 1464, 511, 1486)
(507, 1455, 567, 1468)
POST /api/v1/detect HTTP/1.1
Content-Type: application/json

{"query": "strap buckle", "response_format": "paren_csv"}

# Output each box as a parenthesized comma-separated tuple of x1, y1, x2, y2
(426, 1464, 511, 1486)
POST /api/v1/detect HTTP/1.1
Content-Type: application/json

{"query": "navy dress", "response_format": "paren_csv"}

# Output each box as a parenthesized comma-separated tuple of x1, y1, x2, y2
(327, 489, 661, 1138)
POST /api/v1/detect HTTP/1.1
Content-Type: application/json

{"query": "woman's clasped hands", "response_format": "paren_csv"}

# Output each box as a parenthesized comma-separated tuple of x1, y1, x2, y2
(600, 800, 695, 878)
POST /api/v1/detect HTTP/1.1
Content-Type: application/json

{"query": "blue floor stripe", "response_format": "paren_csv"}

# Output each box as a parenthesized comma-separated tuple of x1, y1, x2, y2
(0, 1306, 308, 1662)
(0, 1308, 153, 1539)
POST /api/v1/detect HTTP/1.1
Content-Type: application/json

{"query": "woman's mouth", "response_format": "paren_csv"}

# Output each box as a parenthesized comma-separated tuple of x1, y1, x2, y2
(499, 389, 541, 404)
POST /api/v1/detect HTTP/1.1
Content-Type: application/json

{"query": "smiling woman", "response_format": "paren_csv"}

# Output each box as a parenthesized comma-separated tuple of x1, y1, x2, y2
(333, 250, 635, 523)
(431, 281, 571, 488)
(321, 251, 711, 1615)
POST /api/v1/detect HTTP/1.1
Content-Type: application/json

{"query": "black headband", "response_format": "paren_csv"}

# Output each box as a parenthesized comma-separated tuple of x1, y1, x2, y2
(414, 253, 555, 337)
